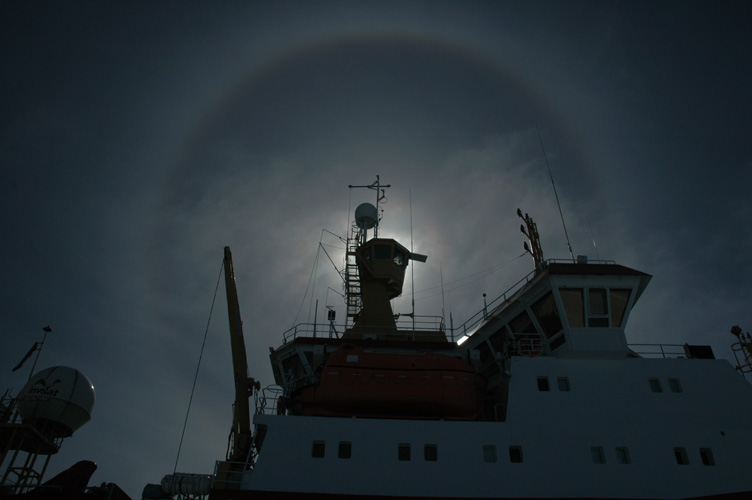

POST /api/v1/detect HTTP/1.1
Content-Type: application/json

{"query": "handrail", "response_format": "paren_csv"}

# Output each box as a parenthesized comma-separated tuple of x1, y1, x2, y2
(450, 258, 619, 343)
(282, 315, 445, 343)
(628, 343, 686, 359)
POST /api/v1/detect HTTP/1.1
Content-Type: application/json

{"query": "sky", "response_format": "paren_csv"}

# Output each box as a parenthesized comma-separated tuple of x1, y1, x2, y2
(2, 1, 752, 498)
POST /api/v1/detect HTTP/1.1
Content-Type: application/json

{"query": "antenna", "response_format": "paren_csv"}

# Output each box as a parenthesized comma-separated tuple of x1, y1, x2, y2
(410, 189, 415, 334)
(349, 175, 391, 239)
(536, 126, 575, 261)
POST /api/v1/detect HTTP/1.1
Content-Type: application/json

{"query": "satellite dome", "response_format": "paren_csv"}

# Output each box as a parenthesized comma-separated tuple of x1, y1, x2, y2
(355, 203, 378, 230)
(16, 366, 95, 438)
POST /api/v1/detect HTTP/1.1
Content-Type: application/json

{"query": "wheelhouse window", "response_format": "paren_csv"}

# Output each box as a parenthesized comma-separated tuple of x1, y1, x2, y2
(509, 446, 523, 463)
(531, 292, 562, 337)
(610, 289, 631, 327)
(559, 288, 584, 327)
(424, 444, 438, 461)
(588, 288, 609, 327)
(557, 376, 571, 392)
(510, 310, 538, 334)
(374, 244, 392, 260)
(393, 250, 405, 266)
(398, 444, 411, 461)
(483, 445, 497, 463)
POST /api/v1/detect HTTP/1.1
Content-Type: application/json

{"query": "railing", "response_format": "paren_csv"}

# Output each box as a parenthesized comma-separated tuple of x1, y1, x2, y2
(212, 460, 248, 491)
(256, 385, 284, 415)
(282, 315, 445, 343)
(451, 258, 619, 343)
(628, 344, 686, 358)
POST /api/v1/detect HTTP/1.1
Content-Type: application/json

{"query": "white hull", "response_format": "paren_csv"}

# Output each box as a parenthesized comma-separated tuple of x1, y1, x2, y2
(221, 356, 752, 499)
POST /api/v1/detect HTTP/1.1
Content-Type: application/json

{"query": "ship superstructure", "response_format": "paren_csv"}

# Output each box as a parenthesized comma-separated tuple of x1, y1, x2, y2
(152, 178, 752, 500)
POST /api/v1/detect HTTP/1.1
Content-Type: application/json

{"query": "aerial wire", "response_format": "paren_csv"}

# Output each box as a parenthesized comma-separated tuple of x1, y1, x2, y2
(174, 257, 224, 474)
(536, 125, 575, 261)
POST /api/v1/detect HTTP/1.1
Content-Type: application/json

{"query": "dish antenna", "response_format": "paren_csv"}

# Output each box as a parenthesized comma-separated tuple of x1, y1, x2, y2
(355, 203, 378, 229)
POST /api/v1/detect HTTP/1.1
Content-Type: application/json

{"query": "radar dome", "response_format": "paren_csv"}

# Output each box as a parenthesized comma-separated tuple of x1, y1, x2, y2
(355, 203, 378, 230)
(16, 366, 95, 438)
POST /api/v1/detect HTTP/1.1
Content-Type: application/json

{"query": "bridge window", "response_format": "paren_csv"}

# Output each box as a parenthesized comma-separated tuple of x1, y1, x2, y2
(424, 444, 438, 461)
(559, 288, 584, 327)
(393, 250, 405, 266)
(532, 292, 562, 337)
(591, 446, 606, 464)
(375, 244, 392, 260)
(483, 445, 497, 463)
(510, 310, 538, 334)
(557, 376, 571, 391)
(588, 288, 609, 327)
(398, 444, 411, 461)
(674, 447, 689, 465)
(610, 289, 631, 327)
(549, 334, 566, 351)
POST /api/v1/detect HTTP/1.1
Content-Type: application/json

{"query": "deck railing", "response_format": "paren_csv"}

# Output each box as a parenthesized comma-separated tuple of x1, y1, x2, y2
(628, 343, 687, 359)
(282, 315, 445, 343)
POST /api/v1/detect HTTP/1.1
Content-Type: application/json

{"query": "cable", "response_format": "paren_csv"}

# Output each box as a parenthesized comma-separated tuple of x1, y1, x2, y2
(174, 258, 224, 474)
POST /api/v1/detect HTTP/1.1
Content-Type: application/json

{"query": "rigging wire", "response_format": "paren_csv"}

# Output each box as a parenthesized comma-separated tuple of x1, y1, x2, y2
(411, 253, 526, 302)
(174, 258, 224, 474)
(292, 238, 321, 328)
(536, 125, 575, 261)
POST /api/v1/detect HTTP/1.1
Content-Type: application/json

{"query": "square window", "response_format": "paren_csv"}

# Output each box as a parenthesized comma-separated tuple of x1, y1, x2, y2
(669, 378, 682, 393)
(537, 377, 550, 391)
(649, 378, 663, 393)
(591, 446, 605, 464)
(312, 441, 325, 458)
(615, 447, 630, 464)
(557, 376, 570, 391)
(398, 443, 411, 461)
(674, 447, 689, 465)
(559, 288, 584, 328)
(509, 446, 523, 463)
(588, 288, 608, 315)
(700, 448, 715, 466)
(483, 445, 497, 463)
(424, 444, 438, 461)
(338, 441, 351, 459)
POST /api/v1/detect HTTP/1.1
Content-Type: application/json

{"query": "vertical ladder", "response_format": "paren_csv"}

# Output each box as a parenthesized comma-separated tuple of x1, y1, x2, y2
(344, 233, 362, 327)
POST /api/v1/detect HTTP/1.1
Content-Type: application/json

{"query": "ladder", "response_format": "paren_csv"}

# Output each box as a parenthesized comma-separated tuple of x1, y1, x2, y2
(344, 233, 362, 326)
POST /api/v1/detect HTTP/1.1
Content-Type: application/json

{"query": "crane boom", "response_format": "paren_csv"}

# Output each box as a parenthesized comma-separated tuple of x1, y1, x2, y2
(223, 246, 255, 462)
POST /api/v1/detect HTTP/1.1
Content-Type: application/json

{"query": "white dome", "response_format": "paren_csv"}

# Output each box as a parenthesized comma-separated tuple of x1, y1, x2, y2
(16, 366, 95, 438)
(355, 203, 378, 230)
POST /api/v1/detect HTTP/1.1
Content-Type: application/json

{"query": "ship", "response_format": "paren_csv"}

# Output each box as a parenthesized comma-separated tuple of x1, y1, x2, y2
(151, 177, 752, 500)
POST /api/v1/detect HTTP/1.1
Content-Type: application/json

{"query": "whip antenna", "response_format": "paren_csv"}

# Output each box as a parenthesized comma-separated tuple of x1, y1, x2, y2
(536, 126, 574, 262)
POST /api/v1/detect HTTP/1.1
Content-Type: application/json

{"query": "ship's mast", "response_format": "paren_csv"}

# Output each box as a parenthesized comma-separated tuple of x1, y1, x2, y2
(349, 175, 390, 242)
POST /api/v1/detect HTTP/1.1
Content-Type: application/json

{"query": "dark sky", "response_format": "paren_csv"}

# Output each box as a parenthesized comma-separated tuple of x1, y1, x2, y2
(2, 2, 752, 497)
